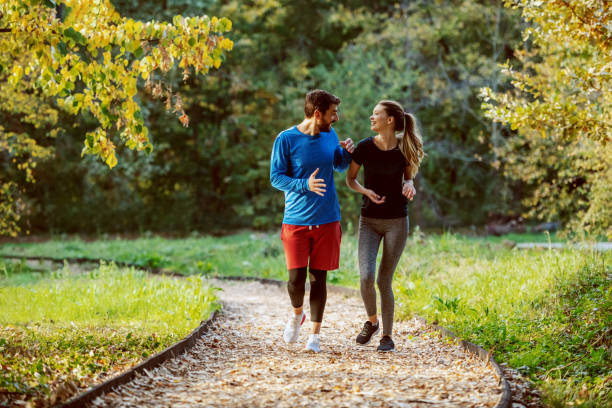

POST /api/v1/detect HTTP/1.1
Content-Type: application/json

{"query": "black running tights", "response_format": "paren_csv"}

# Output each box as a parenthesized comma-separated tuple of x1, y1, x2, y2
(287, 267, 327, 323)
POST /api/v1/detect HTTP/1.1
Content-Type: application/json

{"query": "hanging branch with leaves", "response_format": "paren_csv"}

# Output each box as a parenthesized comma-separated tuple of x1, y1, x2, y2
(1, 0, 233, 168)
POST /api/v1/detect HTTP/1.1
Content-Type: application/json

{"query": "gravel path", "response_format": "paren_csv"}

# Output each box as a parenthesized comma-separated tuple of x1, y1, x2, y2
(92, 279, 503, 407)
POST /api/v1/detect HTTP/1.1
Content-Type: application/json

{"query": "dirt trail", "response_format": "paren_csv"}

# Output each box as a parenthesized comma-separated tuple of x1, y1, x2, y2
(92, 279, 502, 407)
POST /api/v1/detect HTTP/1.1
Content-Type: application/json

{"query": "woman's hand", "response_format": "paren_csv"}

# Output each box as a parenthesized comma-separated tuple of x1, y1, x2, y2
(364, 189, 385, 204)
(402, 180, 416, 201)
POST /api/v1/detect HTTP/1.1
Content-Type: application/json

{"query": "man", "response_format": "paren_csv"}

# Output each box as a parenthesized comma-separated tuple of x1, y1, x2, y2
(270, 89, 354, 352)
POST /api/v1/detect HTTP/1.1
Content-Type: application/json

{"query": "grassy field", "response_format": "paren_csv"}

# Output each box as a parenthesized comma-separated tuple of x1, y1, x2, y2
(0, 261, 219, 407)
(1, 230, 610, 407)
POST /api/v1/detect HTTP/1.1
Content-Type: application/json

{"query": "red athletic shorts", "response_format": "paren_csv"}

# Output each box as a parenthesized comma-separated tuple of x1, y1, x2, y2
(280, 221, 342, 270)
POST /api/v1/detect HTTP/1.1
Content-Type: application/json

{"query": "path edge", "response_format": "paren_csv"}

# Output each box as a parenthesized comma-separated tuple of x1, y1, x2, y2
(220, 276, 512, 408)
(413, 316, 512, 408)
(60, 310, 219, 408)
(2, 255, 510, 408)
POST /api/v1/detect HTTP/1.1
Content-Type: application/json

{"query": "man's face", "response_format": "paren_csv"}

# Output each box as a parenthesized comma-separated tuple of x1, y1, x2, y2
(316, 104, 339, 132)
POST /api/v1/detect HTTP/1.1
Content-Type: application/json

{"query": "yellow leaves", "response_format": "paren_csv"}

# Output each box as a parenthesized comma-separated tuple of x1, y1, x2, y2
(10, 65, 23, 85)
(4, 0, 233, 170)
(83, 129, 117, 168)
(106, 152, 118, 168)
(220, 37, 234, 50)
(219, 17, 232, 32)
(126, 77, 138, 98)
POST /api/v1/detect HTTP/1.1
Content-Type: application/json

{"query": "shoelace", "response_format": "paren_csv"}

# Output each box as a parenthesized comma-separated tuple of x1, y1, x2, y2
(360, 322, 375, 336)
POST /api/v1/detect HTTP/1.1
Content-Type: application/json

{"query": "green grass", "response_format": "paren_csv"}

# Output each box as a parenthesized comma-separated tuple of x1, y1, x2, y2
(390, 232, 611, 407)
(1, 231, 610, 406)
(471, 231, 564, 243)
(0, 261, 219, 407)
(0, 233, 290, 280)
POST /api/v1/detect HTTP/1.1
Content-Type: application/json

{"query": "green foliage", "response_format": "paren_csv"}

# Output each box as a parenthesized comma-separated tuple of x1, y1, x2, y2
(1, 233, 292, 280)
(482, 0, 612, 239)
(0, 0, 233, 236)
(0, 261, 219, 406)
(0, 56, 57, 236)
(2, 0, 607, 242)
(392, 234, 611, 407)
(2, 0, 233, 167)
(2, 231, 609, 405)
(2, 0, 526, 235)
(318, 0, 523, 227)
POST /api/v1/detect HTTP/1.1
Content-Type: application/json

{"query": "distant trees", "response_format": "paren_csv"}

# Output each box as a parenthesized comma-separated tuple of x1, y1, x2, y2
(317, 0, 522, 228)
(2, 0, 608, 237)
(482, 0, 611, 238)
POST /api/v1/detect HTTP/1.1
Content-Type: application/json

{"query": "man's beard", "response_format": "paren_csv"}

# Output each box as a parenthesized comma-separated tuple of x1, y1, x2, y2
(319, 121, 332, 132)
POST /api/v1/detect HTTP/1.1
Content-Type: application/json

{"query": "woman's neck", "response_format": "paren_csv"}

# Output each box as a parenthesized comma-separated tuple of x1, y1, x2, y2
(374, 129, 397, 150)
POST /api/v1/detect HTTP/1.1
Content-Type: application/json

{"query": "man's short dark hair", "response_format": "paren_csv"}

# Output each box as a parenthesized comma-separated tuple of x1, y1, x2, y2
(304, 89, 341, 118)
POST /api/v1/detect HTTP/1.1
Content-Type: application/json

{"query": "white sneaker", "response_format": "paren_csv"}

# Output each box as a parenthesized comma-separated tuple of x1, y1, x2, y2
(304, 334, 321, 353)
(283, 311, 306, 343)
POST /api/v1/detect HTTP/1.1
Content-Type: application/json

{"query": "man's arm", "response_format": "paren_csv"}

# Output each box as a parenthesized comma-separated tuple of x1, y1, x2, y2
(333, 138, 354, 172)
(270, 135, 309, 193)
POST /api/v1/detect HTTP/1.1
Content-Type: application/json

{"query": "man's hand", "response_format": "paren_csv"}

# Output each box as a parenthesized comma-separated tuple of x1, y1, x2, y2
(339, 138, 355, 153)
(402, 180, 416, 201)
(308, 168, 327, 196)
(364, 189, 385, 204)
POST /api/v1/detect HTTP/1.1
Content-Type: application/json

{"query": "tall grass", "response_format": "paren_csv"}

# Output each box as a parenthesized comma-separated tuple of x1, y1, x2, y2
(0, 261, 219, 406)
(389, 233, 611, 407)
(1, 262, 218, 333)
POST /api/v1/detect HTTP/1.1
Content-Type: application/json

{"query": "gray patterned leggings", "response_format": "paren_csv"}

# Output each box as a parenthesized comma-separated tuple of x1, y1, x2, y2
(358, 216, 409, 336)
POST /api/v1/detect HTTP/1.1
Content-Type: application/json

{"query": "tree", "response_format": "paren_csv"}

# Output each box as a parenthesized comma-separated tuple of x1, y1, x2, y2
(0, 0, 233, 235)
(481, 0, 611, 238)
(317, 0, 522, 228)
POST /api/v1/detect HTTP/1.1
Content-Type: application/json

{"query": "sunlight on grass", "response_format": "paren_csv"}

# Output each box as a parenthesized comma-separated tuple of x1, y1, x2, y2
(0, 262, 219, 405)
(1, 232, 610, 406)
(1, 262, 218, 334)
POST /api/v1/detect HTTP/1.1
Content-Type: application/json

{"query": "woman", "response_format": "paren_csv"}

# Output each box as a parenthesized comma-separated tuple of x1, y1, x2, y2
(346, 100, 424, 352)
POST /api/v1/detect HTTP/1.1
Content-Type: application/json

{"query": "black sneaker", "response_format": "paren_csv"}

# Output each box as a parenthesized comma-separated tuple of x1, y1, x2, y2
(377, 335, 395, 352)
(356, 321, 379, 345)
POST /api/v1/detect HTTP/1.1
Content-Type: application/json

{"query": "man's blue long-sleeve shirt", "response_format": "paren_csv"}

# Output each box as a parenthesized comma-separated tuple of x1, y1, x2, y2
(270, 126, 351, 225)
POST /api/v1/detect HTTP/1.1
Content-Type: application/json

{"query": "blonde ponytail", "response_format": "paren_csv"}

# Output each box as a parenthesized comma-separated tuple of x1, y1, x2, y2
(400, 112, 424, 179)
(378, 100, 424, 179)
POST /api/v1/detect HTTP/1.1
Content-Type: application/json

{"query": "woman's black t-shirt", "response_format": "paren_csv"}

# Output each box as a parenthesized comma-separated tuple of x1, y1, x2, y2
(352, 137, 408, 219)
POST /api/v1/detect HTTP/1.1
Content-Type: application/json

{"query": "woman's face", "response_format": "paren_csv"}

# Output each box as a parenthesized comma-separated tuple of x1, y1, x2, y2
(370, 104, 392, 132)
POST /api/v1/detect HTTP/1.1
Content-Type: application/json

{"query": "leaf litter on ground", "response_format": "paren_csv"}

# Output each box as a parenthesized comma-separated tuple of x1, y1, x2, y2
(93, 280, 503, 407)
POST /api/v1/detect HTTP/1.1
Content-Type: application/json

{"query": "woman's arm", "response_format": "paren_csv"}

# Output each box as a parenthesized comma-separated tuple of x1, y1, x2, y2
(346, 160, 385, 204)
(402, 167, 416, 200)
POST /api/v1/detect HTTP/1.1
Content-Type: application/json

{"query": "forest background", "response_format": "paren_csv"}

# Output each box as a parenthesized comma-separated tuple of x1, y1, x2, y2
(1, 0, 610, 239)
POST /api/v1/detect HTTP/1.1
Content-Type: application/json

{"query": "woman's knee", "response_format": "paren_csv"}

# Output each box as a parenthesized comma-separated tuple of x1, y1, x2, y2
(361, 275, 375, 289)
(377, 277, 393, 293)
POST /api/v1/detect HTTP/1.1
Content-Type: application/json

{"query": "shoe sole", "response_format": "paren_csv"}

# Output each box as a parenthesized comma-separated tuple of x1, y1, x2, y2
(356, 326, 380, 346)
(377, 348, 395, 353)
